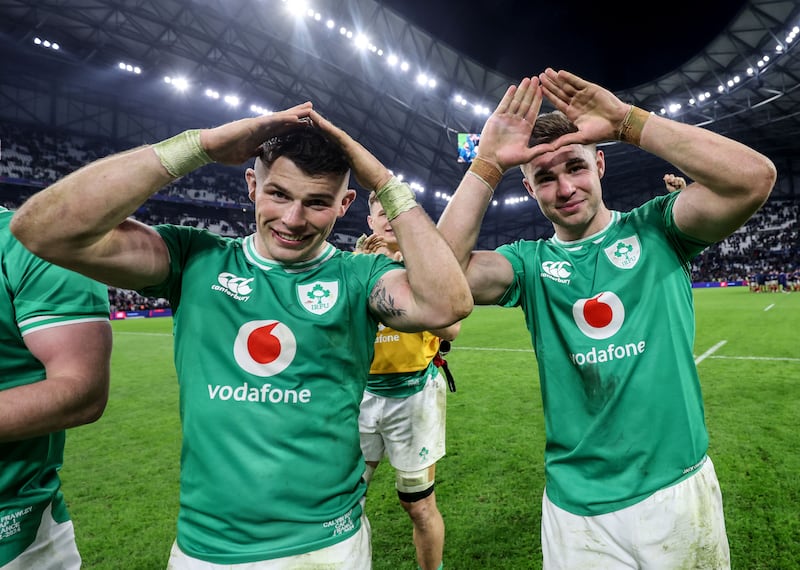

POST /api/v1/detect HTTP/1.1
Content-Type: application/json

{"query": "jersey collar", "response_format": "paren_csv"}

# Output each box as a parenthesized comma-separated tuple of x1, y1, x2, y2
(551, 211, 620, 249)
(243, 235, 337, 273)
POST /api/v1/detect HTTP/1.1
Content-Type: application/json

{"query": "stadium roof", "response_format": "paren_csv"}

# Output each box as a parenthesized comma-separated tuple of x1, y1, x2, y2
(1, 0, 798, 245)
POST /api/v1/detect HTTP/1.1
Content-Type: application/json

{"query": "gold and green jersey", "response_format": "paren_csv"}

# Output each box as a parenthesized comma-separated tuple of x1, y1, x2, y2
(139, 226, 398, 564)
(367, 327, 440, 398)
(497, 193, 712, 516)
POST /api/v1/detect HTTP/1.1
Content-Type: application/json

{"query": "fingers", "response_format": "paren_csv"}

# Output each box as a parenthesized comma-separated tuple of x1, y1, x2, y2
(494, 84, 518, 115)
(495, 77, 539, 119)
(308, 109, 343, 140)
(521, 77, 543, 126)
(507, 77, 531, 114)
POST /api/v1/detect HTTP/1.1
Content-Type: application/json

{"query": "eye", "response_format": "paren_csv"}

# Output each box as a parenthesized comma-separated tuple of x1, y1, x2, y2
(268, 189, 289, 201)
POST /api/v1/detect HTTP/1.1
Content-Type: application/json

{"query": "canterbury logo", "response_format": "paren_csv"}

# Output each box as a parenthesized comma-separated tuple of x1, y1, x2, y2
(541, 260, 572, 283)
(218, 272, 254, 295)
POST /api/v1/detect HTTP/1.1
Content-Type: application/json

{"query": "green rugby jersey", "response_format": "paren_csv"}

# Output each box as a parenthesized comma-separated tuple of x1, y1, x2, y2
(139, 226, 399, 564)
(0, 208, 110, 565)
(496, 193, 712, 516)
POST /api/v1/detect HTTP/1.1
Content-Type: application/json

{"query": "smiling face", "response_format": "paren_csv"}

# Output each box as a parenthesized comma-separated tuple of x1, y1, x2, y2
(521, 143, 611, 241)
(245, 155, 355, 263)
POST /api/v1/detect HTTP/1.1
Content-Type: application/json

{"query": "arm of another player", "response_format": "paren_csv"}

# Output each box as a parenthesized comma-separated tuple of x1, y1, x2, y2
(438, 77, 544, 304)
(0, 320, 112, 442)
(311, 109, 473, 331)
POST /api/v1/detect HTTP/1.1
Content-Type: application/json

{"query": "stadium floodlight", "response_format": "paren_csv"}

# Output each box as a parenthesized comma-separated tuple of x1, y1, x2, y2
(34, 37, 60, 50)
(284, 0, 308, 18)
(250, 104, 272, 115)
(224, 95, 240, 108)
(164, 76, 189, 92)
(354, 34, 370, 50)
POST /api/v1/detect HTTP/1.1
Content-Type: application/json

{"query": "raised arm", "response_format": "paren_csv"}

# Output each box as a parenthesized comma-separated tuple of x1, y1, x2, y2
(539, 68, 777, 242)
(0, 320, 112, 442)
(437, 77, 546, 304)
(10, 103, 316, 289)
(310, 110, 472, 331)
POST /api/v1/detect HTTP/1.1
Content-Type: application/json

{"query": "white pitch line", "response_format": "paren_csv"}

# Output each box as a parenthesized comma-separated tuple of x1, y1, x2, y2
(695, 340, 728, 365)
(710, 355, 800, 362)
(764, 303, 775, 312)
(113, 334, 796, 364)
(113, 331, 172, 337)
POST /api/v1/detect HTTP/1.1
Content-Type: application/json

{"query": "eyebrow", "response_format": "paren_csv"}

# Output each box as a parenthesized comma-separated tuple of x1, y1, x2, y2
(534, 155, 587, 177)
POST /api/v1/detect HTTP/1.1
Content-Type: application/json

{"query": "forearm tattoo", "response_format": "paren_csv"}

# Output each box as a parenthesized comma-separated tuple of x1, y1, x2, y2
(370, 277, 406, 318)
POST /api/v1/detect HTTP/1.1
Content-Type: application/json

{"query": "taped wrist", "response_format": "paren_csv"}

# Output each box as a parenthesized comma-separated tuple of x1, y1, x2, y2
(375, 176, 418, 221)
(616, 106, 650, 147)
(467, 156, 503, 194)
(151, 129, 213, 178)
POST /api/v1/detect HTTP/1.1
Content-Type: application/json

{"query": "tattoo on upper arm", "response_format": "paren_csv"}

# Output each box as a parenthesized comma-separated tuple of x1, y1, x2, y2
(370, 277, 406, 318)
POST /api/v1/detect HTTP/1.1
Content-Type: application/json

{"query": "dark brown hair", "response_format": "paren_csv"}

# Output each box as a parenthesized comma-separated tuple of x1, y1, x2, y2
(529, 110, 579, 146)
(258, 127, 349, 176)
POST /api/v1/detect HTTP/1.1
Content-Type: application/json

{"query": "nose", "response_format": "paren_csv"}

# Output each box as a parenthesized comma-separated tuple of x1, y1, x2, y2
(556, 175, 576, 198)
(281, 201, 305, 227)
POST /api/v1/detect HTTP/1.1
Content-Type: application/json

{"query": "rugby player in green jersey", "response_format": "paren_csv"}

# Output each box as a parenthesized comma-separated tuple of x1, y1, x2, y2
(0, 207, 111, 569)
(438, 69, 776, 569)
(11, 103, 472, 568)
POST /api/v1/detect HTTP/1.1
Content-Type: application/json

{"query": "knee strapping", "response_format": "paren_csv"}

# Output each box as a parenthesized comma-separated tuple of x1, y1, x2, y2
(395, 466, 435, 499)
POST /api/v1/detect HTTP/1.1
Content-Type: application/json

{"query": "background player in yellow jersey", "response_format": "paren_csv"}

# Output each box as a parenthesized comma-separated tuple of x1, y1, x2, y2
(357, 191, 460, 570)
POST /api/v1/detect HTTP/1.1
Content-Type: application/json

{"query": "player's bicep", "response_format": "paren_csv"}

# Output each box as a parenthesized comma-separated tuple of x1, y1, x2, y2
(672, 183, 758, 244)
(465, 250, 515, 305)
(24, 321, 113, 389)
(368, 268, 418, 331)
(78, 218, 171, 290)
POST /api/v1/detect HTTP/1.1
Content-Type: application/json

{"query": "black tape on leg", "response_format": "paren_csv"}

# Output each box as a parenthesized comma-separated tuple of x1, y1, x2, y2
(398, 483, 435, 503)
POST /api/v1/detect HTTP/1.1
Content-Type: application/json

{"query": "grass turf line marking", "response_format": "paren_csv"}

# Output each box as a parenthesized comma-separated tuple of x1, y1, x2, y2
(764, 303, 775, 312)
(115, 334, 797, 363)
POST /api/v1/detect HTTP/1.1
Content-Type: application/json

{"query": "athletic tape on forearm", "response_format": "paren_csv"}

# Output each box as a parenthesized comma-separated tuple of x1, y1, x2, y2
(467, 156, 504, 194)
(375, 176, 418, 221)
(151, 129, 213, 178)
(616, 106, 650, 147)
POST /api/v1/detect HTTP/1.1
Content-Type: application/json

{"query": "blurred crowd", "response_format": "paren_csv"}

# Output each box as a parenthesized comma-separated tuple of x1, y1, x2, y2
(2, 122, 798, 309)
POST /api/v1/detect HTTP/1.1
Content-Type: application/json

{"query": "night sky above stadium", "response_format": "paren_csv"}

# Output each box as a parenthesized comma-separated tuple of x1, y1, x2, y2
(378, 0, 748, 92)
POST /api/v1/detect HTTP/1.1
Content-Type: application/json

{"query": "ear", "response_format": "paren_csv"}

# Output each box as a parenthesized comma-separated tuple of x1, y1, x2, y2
(338, 188, 358, 218)
(522, 177, 537, 201)
(245, 168, 257, 203)
(595, 149, 606, 180)
(367, 214, 375, 230)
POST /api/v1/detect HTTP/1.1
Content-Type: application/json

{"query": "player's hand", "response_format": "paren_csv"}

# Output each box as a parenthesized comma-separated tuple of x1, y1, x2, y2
(199, 102, 314, 165)
(538, 68, 630, 147)
(663, 173, 687, 192)
(358, 234, 397, 257)
(475, 76, 545, 172)
(309, 110, 392, 191)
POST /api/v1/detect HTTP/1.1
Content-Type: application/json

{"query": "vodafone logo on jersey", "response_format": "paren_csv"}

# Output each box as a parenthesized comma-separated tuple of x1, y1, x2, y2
(233, 320, 296, 376)
(572, 292, 625, 340)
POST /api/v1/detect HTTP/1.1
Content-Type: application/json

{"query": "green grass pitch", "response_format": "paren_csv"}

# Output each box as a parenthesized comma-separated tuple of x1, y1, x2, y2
(61, 287, 800, 568)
